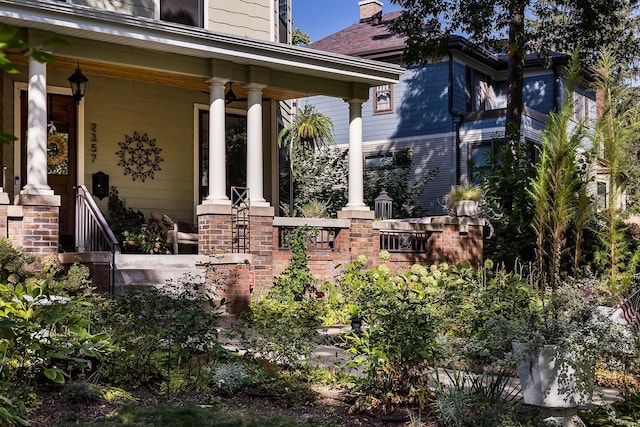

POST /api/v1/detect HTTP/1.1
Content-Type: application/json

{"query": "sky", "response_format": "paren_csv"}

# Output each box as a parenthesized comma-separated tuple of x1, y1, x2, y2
(292, 1, 403, 43)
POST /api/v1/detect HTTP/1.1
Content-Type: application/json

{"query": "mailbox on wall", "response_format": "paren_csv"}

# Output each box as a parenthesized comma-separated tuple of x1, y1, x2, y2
(92, 171, 109, 200)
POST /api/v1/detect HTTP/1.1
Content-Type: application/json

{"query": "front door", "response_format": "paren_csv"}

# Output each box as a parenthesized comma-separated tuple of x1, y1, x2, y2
(20, 92, 77, 251)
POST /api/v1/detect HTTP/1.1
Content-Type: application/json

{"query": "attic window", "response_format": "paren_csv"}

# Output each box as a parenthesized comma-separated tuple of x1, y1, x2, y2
(160, 0, 203, 27)
(374, 84, 393, 114)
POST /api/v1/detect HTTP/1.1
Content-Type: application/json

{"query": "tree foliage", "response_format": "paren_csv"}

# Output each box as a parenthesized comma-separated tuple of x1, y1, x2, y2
(590, 51, 640, 293)
(292, 28, 311, 46)
(278, 104, 335, 156)
(388, 0, 639, 144)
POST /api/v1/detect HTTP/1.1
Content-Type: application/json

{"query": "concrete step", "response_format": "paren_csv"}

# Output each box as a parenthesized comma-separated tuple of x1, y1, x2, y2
(113, 254, 207, 287)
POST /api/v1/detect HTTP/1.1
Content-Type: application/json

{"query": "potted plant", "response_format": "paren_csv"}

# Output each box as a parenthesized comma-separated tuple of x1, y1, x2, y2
(447, 183, 483, 216)
(504, 283, 633, 409)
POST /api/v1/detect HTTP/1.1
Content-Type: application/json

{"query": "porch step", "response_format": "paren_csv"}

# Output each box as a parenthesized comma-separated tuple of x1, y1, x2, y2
(113, 254, 206, 289)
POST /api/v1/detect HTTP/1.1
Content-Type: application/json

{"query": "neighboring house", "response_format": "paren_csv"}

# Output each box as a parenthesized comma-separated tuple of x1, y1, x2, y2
(0, 0, 403, 253)
(305, 0, 599, 215)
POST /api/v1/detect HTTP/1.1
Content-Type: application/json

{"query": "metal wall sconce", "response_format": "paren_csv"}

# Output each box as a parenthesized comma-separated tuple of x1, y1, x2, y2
(92, 171, 109, 200)
(68, 62, 88, 104)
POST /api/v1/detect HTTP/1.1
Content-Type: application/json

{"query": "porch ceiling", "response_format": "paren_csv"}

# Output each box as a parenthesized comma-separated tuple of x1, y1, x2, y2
(0, 0, 404, 100)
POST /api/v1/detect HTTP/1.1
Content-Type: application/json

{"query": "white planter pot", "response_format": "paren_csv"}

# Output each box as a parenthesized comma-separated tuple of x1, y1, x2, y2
(454, 200, 479, 217)
(512, 341, 593, 408)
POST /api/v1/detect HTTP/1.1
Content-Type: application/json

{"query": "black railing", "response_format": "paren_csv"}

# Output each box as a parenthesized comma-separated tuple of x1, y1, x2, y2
(379, 231, 430, 253)
(75, 185, 119, 294)
(278, 227, 337, 251)
(231, 186, 249, 253)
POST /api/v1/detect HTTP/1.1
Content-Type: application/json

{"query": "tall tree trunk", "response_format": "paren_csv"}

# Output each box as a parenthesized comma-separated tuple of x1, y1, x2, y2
(506, 1, 526, 147)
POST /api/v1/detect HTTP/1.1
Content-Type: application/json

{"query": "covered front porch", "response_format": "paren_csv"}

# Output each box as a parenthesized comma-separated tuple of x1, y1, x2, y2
(0, 1, 485, 298)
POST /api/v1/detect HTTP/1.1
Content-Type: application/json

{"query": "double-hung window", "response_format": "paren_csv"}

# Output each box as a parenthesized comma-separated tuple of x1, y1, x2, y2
(373, 84, 394, 114)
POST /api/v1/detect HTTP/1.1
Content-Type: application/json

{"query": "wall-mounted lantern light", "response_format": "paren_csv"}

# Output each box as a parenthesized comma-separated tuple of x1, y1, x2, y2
(68, 62, 88, 104)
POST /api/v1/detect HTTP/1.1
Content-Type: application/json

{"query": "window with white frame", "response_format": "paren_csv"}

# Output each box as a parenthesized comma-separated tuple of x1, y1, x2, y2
(572, 92, 590, 123)
(374, 84, 393, 114)
(160, 0, 203, 27)
(466, 68, 494, 111)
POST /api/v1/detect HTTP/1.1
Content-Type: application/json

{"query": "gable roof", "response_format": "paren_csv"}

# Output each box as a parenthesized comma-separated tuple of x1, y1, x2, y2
(309, 11, 406, 60)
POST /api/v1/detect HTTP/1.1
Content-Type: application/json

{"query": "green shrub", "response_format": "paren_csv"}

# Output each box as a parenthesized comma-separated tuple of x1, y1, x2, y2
(339, 260, 443, 406)
(237, 226, 323, 370)
(0, 240, 114, 424)
(95, 268, 228, 392)
(241, 297, 323, 369)
(60, 382, 105, 403)
(207, 360, 265, 396)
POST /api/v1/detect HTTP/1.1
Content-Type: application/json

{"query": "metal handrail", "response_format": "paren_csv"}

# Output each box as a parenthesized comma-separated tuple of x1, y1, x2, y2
(75, 185, 119, 294)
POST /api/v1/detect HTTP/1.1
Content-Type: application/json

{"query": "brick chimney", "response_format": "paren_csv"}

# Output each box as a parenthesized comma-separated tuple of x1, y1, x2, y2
(359, 0, 383, 23)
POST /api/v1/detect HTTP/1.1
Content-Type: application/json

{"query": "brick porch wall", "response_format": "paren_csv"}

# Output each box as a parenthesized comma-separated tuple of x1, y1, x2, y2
(195, 209, 485, 302)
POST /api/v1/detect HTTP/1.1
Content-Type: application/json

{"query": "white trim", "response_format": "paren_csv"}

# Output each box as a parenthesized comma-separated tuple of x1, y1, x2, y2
(269, 0, 275, 42)
(459, 127, 504, 143)
(337, 131, 457, 148)
(13, 81, 83, 193)
(153, 0, 160, 20)
(193, 102, 205, 220)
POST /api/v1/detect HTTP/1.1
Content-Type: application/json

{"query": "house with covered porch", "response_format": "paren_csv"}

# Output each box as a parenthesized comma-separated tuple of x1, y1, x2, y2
(0, 0, 484, 309)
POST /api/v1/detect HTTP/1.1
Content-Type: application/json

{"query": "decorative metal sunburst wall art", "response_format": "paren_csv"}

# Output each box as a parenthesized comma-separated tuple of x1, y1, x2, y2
(116, 131, 163, 182)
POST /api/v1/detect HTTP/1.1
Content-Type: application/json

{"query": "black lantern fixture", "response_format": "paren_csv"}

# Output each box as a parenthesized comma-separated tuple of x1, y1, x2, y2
(225, 82, 237, 104)
(68, 62, 88, 104)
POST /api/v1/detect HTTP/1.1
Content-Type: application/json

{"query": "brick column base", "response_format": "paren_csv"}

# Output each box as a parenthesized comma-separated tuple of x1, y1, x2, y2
(10, 195, 61, 255)
(197, 203, 232, 255)
(249, 205, 275, 296)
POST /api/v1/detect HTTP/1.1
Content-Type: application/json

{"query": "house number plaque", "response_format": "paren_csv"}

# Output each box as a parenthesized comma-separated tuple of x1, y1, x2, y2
(91, 122, 97, 162)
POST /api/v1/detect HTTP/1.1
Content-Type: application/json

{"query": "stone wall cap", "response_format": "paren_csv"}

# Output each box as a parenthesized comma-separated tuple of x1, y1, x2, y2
(273, 217, 351, 228)
(338, 208, 374, 220)
(14, 194, 61, 207)
(197, 203, 232, 216)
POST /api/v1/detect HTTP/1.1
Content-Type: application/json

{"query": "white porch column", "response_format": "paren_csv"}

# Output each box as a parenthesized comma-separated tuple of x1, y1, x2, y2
(22, 57, 53, 195)
(345, 99, 367, 210)
(245, 83, 268, 206)
(204, 78, 230, 205)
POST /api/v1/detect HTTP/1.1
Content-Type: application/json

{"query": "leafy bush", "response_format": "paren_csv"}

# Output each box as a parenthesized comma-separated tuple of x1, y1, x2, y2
(60, 382, 105, 403)
(107, 186, 145, 243)
(95, 268, 227, 392)
(338, 259, 443, 406)
(0, 240, 114, 425)
(208, 360, 265, 396)
(432, 368, 527, 427)
(237, 226, 324, 370)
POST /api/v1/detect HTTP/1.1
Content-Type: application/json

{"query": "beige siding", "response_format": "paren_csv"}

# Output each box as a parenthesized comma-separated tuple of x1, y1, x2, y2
(206, 0, 271, 40)
(83, 76, 209, 223)
(71, 0, 155, 19)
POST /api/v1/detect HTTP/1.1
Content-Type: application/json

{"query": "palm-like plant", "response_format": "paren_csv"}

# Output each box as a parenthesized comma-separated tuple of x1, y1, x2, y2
(529, 53, 587, 288)
(278, 104, 335, 215)
(278, 104, 335, 156)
